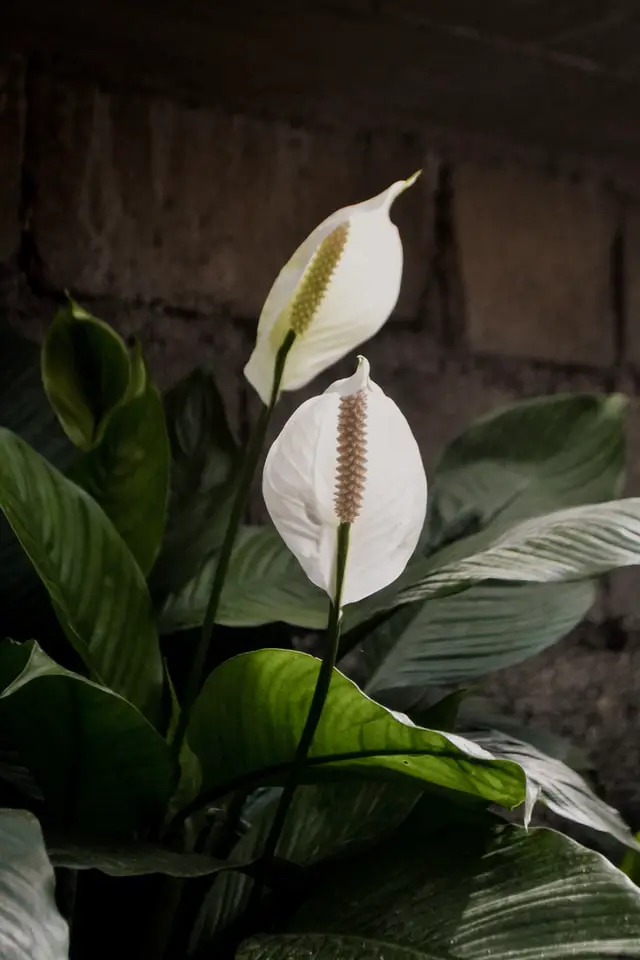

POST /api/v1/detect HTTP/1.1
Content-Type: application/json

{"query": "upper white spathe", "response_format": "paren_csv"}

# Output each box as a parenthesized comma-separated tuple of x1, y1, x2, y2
(262, 358, 428, 606)
(244, 175, 420, 405)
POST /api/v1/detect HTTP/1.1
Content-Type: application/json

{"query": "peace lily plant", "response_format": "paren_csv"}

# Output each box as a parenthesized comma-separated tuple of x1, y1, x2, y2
(1, 178, 640, 960)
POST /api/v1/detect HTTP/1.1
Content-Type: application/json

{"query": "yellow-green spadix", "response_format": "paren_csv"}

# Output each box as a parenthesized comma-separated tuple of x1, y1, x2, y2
(244, 173, 421, 405)
(262, 357, 427, 605)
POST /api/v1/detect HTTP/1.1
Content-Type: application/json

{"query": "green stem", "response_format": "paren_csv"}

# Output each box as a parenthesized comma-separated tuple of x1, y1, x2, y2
(170, 331, 295, 765)
(246, 522, 351, 915)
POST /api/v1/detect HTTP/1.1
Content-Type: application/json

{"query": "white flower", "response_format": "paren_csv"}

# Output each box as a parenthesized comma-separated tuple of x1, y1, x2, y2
(262, 357, 427, 605)
(244, 174, 420, 405)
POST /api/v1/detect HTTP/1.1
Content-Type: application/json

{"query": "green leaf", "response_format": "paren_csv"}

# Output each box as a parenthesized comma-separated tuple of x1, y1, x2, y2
(187, 650, 525, 809)
(470, 730, 639, 848)
(404, 689, 469, 732)
(0, 323, 74, 608)
(47, 839, 241, 877)
(0, 808, 69, 960)
(41, 299, 133, 451)
(401, 499, 640, 605)
(240, 823, 640, 959)
(356, 580, 595, 697)
(0, 640, 175, 835)
(427, 393, 626, 552)
(160, 526, 328, 632)
(70, 353, 170, 575)
(0, 428, 163, 720)
(151, 369, 239, 597)
(191, 781, 423, 949)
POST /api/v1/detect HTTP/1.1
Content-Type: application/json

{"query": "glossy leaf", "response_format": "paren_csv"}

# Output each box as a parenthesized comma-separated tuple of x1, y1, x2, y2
(400, 499, 640, 605)
(471, 730, 638, 848)
(426, 393, 626, 552)
(0, 428, 163, 720)
(151, 369, 238, 597)
(0, 323, 73, 610)
(160, 526, 327, 632)
(403, 689, 469, 732)
(239, 824, 640, 959)
(0, 640, 175, 835)
(47, 839, 242, 878)
(191, 781, 423, 950)
(70, 355, 170, 575)
(357, 579, 595, 697)
(41, 299, 132, 451)
(187, 649, 525, 808)
(0, 809, 69, 960)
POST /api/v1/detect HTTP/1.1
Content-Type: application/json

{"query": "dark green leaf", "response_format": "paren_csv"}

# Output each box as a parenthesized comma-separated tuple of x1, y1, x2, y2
(0, 323, 73, 609)
(470, 730, 638, 848)
(187, 649, 525, 808)
(151, 369, 238, 596)
(356, 580, 595, 697)
(240, 823, 640, 959)
(191, 781, 422, 949)
(70, 352, 170, 575)
(405, 689, 469, 732)
(41, 299, 132, 451)
(0, 428, 163, 720)
(0, 808, 68, 959)
(160, 526, 327, 632)
(427, 393, 626, 552)
(0, 640, 175, 835)
(47, 838, 242, 877)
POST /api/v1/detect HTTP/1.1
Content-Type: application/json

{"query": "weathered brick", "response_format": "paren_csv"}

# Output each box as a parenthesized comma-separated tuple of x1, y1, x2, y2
(454, 163, 615, 365)
(30, 72, 433, 320)
(0, 55, 24, 264)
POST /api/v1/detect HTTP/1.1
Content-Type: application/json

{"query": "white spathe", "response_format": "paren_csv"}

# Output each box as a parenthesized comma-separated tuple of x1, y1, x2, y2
(262, 357, 427, 606)
(244, 174, 420, 405)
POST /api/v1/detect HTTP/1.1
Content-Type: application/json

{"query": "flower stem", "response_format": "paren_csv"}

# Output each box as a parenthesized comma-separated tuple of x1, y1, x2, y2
(246, 522, 350, 915)
(170, 331, 295, 763)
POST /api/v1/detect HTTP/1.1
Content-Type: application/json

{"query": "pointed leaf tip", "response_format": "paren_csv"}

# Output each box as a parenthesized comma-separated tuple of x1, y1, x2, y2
(385, 171, 421, 207)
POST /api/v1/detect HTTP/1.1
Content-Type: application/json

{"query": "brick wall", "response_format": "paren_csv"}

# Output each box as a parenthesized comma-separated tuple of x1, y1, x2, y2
(3, 54, 640, 823)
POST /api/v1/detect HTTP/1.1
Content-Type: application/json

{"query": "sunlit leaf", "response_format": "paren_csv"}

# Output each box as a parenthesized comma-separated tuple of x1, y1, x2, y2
(187, 650, 525, 808)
